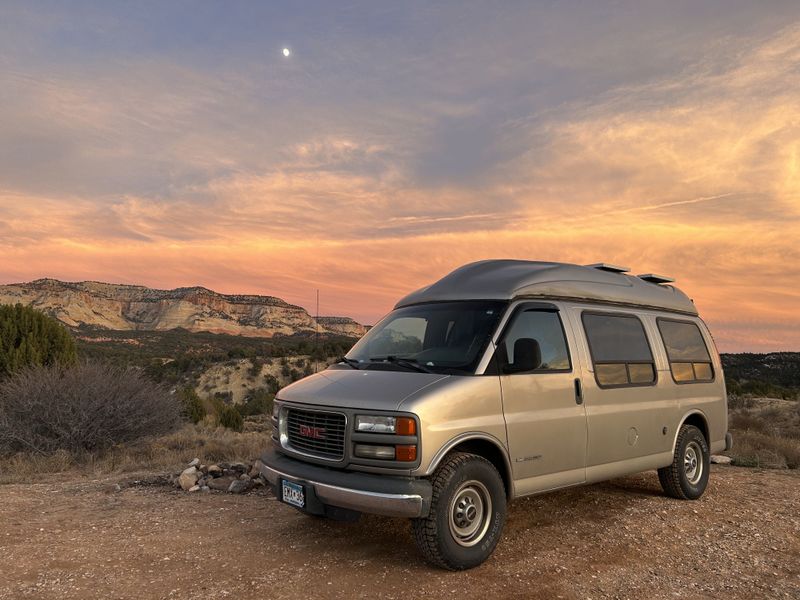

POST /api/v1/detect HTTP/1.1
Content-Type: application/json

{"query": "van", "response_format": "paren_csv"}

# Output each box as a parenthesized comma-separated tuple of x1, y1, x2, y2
(260, 260, 732, 569)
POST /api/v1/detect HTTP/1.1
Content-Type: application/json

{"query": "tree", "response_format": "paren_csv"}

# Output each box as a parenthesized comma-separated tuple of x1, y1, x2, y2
(178, 386, 206, 424)
(0, 304, 77, 378)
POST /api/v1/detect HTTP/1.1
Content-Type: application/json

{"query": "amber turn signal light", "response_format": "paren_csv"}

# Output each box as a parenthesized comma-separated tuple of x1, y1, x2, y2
(395, 417, 416, 436)
(395, 444, 417, 462)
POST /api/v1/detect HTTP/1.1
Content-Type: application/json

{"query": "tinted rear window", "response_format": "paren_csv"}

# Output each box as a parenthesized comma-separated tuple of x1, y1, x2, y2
(582, 313, 653, 362)
(658, 320, 711, 362)
(582, 312, 656, 388)
(657, 319, 714, 383)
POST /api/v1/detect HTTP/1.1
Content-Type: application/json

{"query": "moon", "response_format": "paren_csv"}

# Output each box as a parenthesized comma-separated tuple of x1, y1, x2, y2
(282, 48, 291, 57)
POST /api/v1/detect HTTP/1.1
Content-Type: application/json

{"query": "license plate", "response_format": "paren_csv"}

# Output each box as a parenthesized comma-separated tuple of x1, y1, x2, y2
(281, 479, 305, 508)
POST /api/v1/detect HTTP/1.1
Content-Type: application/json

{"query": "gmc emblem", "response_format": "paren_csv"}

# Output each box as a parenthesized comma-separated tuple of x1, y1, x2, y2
(299, 424, 326, 440)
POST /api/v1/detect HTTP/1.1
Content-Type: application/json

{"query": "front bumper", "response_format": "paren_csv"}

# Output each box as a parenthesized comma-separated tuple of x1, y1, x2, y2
(260, 447, 432, 518)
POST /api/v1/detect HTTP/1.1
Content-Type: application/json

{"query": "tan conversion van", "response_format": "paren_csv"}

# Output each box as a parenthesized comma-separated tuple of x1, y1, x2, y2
(260, 260, 732, 569)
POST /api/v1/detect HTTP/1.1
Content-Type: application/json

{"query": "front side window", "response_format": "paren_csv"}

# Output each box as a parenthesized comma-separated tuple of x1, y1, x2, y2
(345, 301, 507, 375)
(582, 312, 656, 387)
(657, 319, 714, 383)
(495, 309, 571, 373)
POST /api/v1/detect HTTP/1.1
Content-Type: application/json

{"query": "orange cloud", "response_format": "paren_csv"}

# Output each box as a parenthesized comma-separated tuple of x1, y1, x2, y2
(1, 23, 799, 352)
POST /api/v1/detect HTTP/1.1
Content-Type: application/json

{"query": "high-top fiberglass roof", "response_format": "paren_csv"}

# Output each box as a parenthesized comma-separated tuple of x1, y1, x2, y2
(395, 260, 697, 315)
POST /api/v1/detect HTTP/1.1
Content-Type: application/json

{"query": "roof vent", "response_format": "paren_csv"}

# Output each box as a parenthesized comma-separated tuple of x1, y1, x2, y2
(585, 263, 630, 274)
(637, 273, 675, 284)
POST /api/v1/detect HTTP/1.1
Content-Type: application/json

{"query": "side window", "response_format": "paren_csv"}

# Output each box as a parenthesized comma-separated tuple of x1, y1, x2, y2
(657, 319, 714, 383)
(582, 312, 656, 387)
(499, 310, 571, 373)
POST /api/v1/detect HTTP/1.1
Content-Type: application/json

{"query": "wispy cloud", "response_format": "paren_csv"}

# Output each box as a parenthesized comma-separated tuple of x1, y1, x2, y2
(601, 193, 742, 216)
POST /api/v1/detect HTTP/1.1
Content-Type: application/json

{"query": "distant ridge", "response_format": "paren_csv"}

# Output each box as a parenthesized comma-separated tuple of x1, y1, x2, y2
(0, 279, 366, 338)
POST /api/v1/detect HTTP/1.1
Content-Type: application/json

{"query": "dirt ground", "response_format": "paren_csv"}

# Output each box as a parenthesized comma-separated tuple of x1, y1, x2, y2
(1, 466, 798, 600)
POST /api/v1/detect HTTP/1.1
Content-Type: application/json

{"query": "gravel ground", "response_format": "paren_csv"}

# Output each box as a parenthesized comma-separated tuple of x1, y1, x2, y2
(0, 465, 798, 599)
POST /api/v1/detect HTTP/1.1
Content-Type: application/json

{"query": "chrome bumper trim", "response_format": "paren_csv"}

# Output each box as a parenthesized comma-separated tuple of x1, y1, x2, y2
(260, 462, 425, 518)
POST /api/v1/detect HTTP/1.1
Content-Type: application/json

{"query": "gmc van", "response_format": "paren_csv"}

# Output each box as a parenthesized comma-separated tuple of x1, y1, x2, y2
(260, 260, 732, 569)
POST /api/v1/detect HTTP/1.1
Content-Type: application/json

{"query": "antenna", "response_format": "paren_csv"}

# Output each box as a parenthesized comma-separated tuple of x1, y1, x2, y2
(314, 289, 320, 373)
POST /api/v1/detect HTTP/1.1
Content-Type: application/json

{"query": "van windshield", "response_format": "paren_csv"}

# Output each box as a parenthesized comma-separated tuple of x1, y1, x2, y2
(344, 301, 507, 375)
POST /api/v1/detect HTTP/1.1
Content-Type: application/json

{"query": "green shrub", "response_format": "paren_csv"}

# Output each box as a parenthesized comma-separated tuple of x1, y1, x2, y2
(240, 388, 274, 417)
(218, 404, 244, 432)
(263, 374, 280, 394)
(178, 386, 206, 424)
(726, 377, 798, 400)
(248, 358, 264, 379)
(0, 304, 77, 377)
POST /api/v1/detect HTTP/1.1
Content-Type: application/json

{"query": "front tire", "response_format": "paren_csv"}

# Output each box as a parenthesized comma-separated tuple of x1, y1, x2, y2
(658, 424, 710, 499)
(412, 452, 506, 570)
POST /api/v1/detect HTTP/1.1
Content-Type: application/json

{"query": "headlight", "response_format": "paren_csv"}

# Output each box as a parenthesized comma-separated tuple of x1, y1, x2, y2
(355, 415, 416, 435)
(356, 415, 396, 433)
(272, 401, 280, 420)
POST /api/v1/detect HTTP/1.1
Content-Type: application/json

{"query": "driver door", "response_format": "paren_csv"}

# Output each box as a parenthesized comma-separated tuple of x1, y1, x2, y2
(495, 305, 587, 494)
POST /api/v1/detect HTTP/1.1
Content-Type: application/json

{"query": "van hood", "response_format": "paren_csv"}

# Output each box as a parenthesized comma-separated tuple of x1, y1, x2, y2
(276, 367, 450, 411)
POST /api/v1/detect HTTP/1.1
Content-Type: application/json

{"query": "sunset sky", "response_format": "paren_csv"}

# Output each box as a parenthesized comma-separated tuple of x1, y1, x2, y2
(0, 1, 798, 352)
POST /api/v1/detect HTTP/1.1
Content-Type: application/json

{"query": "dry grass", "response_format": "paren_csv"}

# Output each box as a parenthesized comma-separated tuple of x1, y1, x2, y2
(4, 396, 797, 484)
(0, 422, 270, 484)
(727, 398, 800, 469)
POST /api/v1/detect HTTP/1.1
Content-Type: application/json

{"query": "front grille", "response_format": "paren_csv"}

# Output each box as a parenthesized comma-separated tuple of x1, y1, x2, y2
(285, 408, 346, 460)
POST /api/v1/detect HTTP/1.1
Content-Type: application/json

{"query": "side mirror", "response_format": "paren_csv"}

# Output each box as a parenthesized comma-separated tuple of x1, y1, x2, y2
(502, 338, 542, 374)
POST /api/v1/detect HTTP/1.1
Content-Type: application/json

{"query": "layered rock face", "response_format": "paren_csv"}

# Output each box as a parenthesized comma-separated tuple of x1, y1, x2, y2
(0, 279, 367, 338)
(315, 316, 369, 337)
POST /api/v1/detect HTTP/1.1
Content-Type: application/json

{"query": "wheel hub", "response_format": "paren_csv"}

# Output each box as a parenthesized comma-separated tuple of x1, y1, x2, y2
(454, 495, 479, 528)
(683, 441, 703, 485)
(448, 480, 492, 547)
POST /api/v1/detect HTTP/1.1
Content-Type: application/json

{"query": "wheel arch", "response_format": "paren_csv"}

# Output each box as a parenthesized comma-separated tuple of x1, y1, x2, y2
(426, 433, 514, 498)
(673, 410, 710, 451)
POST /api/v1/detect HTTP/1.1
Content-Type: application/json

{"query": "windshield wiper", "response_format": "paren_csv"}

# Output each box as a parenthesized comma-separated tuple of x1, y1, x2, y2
(369, 356, 435, 374)
(339, 357, 361, 370)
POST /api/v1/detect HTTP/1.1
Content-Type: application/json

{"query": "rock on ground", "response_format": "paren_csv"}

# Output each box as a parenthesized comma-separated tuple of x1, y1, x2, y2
(207, 476, 237, 492)
(178, 467, 199, 491)
(177, 461, 263, 494)
(228, 479, 253, 494)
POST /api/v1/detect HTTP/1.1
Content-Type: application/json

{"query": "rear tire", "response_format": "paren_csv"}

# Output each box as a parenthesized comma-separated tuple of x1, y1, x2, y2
(658, 424, 709, 499)
(411, 452, 506, 570)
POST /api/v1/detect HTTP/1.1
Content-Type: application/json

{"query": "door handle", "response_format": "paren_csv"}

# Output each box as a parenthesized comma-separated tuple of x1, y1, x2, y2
(574, 378, 583, 405)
